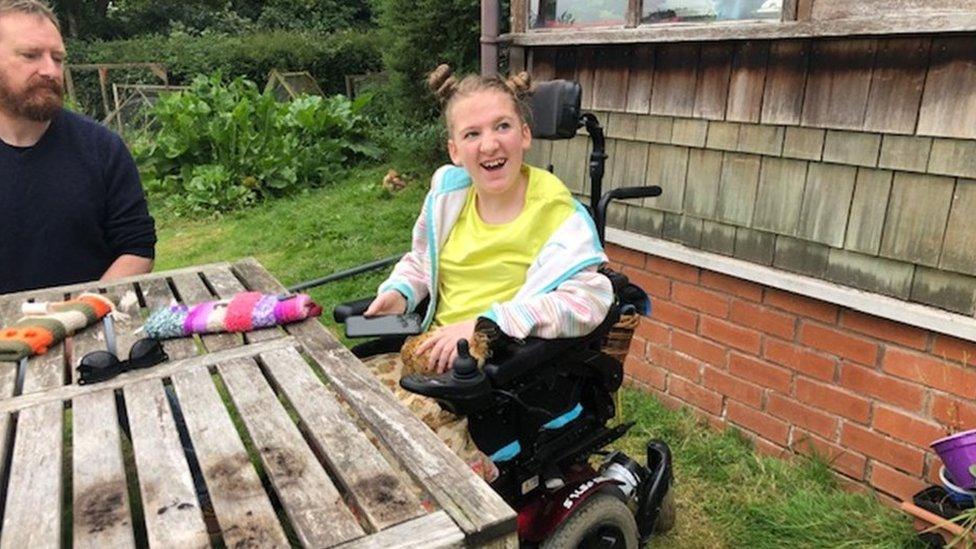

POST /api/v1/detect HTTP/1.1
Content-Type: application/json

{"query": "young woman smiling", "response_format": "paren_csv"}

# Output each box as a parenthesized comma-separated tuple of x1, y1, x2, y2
(362, 65, 612, 479)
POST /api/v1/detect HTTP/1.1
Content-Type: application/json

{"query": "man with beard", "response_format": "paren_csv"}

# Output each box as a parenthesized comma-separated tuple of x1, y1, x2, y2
(0, 0, 156, 294)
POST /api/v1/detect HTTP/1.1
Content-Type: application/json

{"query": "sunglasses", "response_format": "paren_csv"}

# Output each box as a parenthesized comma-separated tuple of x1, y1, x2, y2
(77, 338, 169, 385)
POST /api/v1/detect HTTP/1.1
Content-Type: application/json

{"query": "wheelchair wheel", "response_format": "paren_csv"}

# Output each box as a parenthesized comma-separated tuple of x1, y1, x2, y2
(653, 487, 676, 534)
(541, 493, 638, 549)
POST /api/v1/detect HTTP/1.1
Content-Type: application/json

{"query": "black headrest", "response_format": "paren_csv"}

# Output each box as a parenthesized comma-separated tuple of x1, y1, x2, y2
(530, 79, 582, 140)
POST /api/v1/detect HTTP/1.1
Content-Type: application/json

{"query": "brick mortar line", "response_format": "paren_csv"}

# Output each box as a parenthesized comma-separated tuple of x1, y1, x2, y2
(609, 228, 976, 342)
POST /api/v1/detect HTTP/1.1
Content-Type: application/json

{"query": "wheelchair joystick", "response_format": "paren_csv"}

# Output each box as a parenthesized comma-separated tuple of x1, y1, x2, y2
(399, 339, 493, 413)
(452, 340, 479, 380)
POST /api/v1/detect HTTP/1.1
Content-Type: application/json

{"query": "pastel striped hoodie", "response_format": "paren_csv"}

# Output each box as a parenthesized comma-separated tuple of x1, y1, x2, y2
(378, 164, 613, 340)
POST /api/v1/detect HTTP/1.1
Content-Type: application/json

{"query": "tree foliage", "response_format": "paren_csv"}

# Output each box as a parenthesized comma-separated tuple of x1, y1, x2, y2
(49, 0, 373, 39)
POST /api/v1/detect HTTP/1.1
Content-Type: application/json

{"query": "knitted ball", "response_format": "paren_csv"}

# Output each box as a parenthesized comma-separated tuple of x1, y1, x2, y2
(144, 305, 190, 339)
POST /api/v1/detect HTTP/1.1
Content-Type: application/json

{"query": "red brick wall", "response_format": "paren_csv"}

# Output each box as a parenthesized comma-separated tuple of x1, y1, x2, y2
(607, 244, 976, 502)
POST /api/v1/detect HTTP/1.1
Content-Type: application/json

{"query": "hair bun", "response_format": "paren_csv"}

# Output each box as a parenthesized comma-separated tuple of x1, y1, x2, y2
(505, 71, 533, 99)
(428, 64, 458, 105)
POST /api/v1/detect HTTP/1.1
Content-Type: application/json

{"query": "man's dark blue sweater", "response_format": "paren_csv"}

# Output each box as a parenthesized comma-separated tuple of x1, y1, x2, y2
(0, 109, 156, 294)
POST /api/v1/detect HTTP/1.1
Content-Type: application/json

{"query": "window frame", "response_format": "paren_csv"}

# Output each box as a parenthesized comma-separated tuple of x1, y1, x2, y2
(515, 0, 798, 33)
(506, 0, 976, 45)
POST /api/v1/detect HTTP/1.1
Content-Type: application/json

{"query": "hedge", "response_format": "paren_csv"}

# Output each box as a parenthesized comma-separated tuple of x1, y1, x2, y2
(67, 30, 381, 115)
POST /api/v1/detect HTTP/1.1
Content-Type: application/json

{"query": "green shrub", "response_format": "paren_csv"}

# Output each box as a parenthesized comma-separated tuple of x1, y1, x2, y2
(371, 0, 481, 121)
(134, 73, 380, 215)
(67, 30, 381, 116)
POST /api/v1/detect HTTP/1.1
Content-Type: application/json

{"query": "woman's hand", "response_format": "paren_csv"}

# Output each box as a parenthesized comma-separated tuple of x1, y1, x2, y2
(363, 290, 407, 317)
(415, 319, 476, 373)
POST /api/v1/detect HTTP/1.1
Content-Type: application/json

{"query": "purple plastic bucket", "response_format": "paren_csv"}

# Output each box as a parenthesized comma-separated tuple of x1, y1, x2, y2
(932, 429, 976, 490)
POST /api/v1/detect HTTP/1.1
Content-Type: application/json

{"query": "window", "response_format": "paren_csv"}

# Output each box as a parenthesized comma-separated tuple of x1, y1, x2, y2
(643, 0, 783, 24)
(529, 0, 628, 29)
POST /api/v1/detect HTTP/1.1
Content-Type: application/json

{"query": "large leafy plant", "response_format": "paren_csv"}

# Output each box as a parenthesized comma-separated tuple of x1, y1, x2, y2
(134, 73, 379, 214)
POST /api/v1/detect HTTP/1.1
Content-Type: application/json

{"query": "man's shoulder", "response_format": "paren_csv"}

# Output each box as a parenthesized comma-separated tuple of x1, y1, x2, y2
(57, 109, 119, 139)
(50, 110, 129, 161)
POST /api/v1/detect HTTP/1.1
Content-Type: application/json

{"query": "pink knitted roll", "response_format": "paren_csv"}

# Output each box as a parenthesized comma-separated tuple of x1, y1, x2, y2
(225, 292, 263, 332)
(274, 295, 322, 324)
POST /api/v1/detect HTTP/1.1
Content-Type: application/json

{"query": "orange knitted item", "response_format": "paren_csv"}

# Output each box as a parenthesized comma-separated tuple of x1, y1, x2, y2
(0, 293, 115, 362)
(0, 327, 55, 356)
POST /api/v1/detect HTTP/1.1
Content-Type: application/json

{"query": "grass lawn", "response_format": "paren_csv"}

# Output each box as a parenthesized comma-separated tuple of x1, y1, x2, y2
(152, 165, 921, 548)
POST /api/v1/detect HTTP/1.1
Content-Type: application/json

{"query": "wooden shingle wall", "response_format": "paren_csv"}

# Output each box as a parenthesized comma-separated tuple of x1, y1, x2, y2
(525, 37, 976, 315)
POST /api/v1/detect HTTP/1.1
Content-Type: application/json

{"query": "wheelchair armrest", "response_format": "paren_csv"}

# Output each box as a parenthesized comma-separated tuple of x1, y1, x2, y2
(483, 306, 619, 387)
(333, 297, 374, 323)
(484, 336, 587, 387)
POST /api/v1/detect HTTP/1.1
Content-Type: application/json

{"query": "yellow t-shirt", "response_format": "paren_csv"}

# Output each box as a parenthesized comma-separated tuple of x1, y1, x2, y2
(434, 165, 575, 326)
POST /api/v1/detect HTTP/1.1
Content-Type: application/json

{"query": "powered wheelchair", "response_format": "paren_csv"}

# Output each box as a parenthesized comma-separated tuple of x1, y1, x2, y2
(333, 80, 675, 548)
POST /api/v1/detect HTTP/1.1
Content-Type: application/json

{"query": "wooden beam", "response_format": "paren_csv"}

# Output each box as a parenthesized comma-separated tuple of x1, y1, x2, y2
(505, 13, 976, 46)
(511, 0, 527, 33)
(782, 0, 798, 21)
(627, 0, 641, 28)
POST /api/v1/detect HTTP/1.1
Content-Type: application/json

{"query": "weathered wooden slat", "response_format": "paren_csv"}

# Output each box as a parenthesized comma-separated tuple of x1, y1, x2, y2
(0, 362, 17, 490)
(529, 47, 555, 81)
(124, 378, 209, 548)
(170, 272, 241, 352)
(22, 290, 66, 394)
(72, 390, 135, 549)
(863, 37, 930, 135)
(576, 48, 597, 110)
(201, 267, 282, 343)
(880, 173, 955, 267)
(801, 38, 876, 130)
(0, 294, 23, 325)
(693, 43, 733, 121)
(336, 511, 464, 549)
(0, 401, 62, 548)
(217, 357, 364, 547)
(0, 337, 295, 416)
(592, 46, 631, 112)
(0, 262, 232, 304)
(137, 278, 198, 360)
(170, 365, 289, 548)
(941, 179, 976, 277)
(726, 41, 769, 123)
(650, 42, 699, 117)
(553, 48, 577, 81)
(625, 45, 654, 114)
(761, 40, 810, 126)
(811, 0, 976, 20)
(259, 347, 426, 531)
(233, 259, 517, 543)
(917, 36, 976, 139)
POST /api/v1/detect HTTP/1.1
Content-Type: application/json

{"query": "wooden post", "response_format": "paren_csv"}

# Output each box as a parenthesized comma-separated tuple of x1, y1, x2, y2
(63, 66, 76, 106)
(97, 67, 111, 120)
(627, 0, 641, 27)
(782, 0, 799, 21)
(111, 82, 122, 133)
(512, 0, 527, 32)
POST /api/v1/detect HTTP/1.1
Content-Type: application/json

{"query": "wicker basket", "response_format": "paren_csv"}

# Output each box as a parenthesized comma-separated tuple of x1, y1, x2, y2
(602, 312, 640, 364)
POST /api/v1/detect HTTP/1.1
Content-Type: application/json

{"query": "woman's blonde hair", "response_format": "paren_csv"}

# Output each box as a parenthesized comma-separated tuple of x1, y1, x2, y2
(427, 64, 533, 131)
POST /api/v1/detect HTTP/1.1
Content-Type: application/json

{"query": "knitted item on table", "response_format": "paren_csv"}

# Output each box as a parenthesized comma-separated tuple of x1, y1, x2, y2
(0, 293, 116, 362)
(143, 292, 323, 339)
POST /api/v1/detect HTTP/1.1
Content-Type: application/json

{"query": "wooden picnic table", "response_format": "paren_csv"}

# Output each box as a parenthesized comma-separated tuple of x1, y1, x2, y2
(0, 259, 516, 548)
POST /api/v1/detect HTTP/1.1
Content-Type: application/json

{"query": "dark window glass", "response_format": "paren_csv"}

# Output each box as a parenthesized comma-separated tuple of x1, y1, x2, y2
(529, 0, 628, 29)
